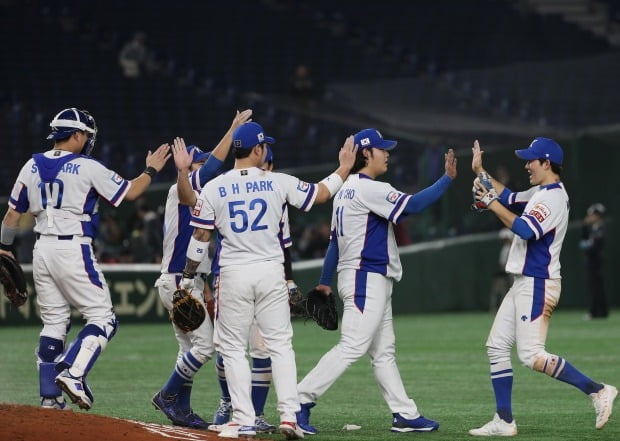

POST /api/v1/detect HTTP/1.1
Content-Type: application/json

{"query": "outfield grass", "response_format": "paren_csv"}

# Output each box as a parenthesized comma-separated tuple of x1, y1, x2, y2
(1, 310, 619, 440)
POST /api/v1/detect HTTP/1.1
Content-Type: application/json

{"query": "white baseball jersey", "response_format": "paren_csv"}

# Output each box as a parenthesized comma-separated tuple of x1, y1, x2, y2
(9, 149, 130, 236)
(190, 167, 316, 267)
(331, 174, 410, 281)
(504, 182, 569, 279)
(160, 170, 211, 274)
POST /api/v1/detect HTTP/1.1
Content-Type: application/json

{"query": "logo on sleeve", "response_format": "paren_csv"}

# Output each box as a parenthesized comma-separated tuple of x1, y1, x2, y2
(111, 173, 124, 185)
(192, 199, 203, 216)
(386, 191, 400, 204)
(297, 181, 310, 193)
(528, 203, 551, 222)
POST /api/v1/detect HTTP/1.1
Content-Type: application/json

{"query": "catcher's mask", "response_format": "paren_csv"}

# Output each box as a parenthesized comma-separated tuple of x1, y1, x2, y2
(47, 107, 98, 156)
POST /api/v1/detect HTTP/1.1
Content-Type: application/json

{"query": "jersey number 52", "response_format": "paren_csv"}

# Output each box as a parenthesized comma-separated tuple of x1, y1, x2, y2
(228, 198, 268, 233)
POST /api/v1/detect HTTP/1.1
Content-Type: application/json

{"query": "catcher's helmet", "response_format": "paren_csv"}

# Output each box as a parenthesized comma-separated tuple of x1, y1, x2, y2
(47, 108, 98, 156)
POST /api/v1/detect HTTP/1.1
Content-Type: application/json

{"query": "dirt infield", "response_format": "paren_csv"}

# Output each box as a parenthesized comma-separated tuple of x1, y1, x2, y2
(0, 404, 220, 441)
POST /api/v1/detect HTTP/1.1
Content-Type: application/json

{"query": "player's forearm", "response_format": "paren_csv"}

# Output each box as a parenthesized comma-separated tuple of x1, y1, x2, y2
(177, 169, 197, 206)
(315, 171, 346, 203)
(210, 128, 234, 162)
(488, 200, 517, 229)
(125, 173, 153, 200)
(1, 209, 21, 252)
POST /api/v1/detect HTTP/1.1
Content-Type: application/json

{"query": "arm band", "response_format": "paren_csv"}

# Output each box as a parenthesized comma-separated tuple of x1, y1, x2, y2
(319, 173, 344, 197)
(1, 224, 18, 247)
(143, 166, 157, 178)
(186, 236, 208, 263)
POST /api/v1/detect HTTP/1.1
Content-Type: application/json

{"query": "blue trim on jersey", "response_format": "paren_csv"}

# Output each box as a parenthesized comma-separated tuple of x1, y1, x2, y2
(198, 155, 225, 187)
(110, 180, 129, 205)
(542, 182, 562, 191)
(211, 231, 222, 276)
(168, 205, 193, 273)
(190, 216, 213, 227)
(523, 214, 544, 238)
(81, 244, 103, 288)
(319, 232, 338, 286)
(505, 189, 526, 214)
(360, 213, 389, 275)
(81, 214, 99, 238)
(11, 185, 30, 212)
(523, 229, 555, 279)
(354, 270, 368, 312)
(389, 194, 409, 222)
(32, 153, 79, 183)
(499, 188, 511, 205)
(299, 184, 316, 212)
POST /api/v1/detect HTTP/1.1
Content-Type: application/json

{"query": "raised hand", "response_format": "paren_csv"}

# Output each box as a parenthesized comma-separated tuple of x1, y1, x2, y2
(472, 139, 485, 174)
(146, 143, 171, 171)
(338, 135, 357, 171)
(444, 148, 457, 179)
(171, 137, 193, 172)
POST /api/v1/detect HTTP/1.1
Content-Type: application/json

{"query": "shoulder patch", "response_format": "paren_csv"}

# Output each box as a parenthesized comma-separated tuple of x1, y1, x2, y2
(528, 202, 551, 222)
(386, 191, 400, 204)
(297, 181, 310, 193)
(192, 199, 203, 216)
(111, 173, 124, 185)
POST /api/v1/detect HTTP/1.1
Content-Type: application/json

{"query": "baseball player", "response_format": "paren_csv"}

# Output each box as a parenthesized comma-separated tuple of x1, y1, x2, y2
(295, 128, 456, 435)
(180, 121, 356, 439)
(210, 145, 298, 434)
(152, 110, 252, 428)
(469, 138, 617, 436)
(0, 108, 170, 410)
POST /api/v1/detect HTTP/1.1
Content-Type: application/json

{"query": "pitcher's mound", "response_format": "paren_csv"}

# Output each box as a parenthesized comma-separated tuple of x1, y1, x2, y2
(0, 404, 220, 441)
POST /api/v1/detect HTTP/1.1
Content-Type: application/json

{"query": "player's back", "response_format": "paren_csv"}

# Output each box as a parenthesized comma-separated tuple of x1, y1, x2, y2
(198, 167, 315, 268)
(10, 150, 129, 238)
(332, 174, 405, 281)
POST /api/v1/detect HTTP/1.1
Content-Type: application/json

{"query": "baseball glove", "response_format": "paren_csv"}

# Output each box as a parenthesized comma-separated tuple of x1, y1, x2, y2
(0, 254, 28, 307)
(170, 288, 206, 333)
(305, 288, 338, 331)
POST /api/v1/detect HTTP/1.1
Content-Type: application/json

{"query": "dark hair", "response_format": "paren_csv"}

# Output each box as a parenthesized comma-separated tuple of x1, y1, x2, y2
(537, 158, 562, 177)
(233, 145, 260, 159)
(351, 148, 369, 173)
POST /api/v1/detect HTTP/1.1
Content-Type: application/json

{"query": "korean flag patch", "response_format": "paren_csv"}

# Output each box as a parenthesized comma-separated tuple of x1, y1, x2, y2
(297, 181, 310, 193)
(386, 191, 400, 204)
(193, 199, 203, 216)
(111, 173, 124, 185)
(528, 203, 551, 223)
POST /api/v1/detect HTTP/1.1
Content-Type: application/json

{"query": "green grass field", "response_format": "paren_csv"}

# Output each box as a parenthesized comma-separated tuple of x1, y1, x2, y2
(1, 311, 619, 440)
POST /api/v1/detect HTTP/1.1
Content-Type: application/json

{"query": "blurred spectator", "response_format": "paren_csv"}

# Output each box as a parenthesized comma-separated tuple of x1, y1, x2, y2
(297, 221, 331, 259)
(127, 197, 163, 263)
(289, 64, 320, 102)
(96, 211, 126, 263)
(579, 203, 608, 320)
(118, 32, 160, 78)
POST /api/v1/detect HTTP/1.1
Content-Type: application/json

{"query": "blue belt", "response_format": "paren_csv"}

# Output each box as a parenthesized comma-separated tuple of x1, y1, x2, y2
(36, 234, 74, 240)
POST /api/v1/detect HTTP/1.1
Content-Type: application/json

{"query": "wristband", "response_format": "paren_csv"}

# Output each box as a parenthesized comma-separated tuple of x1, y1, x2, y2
(0, 243, 14, 252)
(186, 236, 207, 263)
(182, 270, 196, 280)
(319, 173, 344, 197)
(1, 224, 18, 247)
(143, 166, 157, 178)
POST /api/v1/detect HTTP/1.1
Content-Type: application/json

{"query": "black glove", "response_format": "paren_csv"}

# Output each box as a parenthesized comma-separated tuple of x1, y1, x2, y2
(170, 288, 206, 333)
(0, 254, 28, 307)
(305, 288, 338, 331)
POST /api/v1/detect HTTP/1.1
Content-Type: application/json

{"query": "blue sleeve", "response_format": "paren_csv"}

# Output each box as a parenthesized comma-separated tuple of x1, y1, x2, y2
(511, 217, 535, 240)
(318, 231, 338, 286)
(198, 155, 225, 186)
(498, 188, 511, 205)
(402, 174, 452, 215)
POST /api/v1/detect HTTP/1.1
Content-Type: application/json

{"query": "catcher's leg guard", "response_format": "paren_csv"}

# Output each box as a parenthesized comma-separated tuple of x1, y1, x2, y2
(57, 319, 118, 377)
(37, 336, 65, 399)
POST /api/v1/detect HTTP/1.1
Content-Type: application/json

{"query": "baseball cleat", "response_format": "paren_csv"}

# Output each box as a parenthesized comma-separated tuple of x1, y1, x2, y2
(295, 402, 318, 435)
(213, 398, 232, 425)
(152, 391, 209, 429)
(469, 413, 517, 436)
(216, 422, 256, 438)
(41, 396, 71, 411)
(255, 414, 276, 433)
(55, 370, 92, 410)
(591, 383, 618, 429)
(279, 421, 305, 439)
(391, 413, 439, 432)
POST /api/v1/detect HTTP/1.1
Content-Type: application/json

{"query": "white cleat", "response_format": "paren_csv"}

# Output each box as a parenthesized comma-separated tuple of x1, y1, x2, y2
(279, 421, 305, 440)
(216, 422, 256, 439)
(41, 396, 71, 411)
(591, 383, 618, 429)
(469, 413, 517, 437)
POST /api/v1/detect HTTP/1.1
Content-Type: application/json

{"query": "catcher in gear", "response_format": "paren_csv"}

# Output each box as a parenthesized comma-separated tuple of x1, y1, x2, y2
(0, 253, 28, 307)
(295, 128, 456, 435)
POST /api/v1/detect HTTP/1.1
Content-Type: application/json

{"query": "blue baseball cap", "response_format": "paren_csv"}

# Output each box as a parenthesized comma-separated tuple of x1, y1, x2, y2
(186, 145, 210, 163)
(232, 122, 275, 149)
(515, 137, 563, 165)
(354, 128, 397, 150)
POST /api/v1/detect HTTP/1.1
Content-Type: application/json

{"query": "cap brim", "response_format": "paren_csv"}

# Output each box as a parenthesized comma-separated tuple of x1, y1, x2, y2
(514, 148, 538, 160)
(264, 136, 276, 144)
(375, 140, 397, 150)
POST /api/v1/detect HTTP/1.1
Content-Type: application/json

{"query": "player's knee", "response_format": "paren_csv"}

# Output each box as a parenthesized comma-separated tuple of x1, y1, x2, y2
(37, 335, 65, 363)
(486, 344, 511, 364)
(528, 352, 563, 375)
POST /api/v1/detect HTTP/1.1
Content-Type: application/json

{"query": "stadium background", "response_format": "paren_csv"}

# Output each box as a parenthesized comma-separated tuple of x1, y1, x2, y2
(1, 0, 619, 324)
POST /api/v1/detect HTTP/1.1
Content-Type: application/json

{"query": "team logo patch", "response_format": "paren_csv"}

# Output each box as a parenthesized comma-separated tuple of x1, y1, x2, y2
(386, 191, 400, 204)
(257, 132, 264, 142)
(528, 203, 551, 223)
(297, 181, 310, 192)
(233, 140, 242, 148)
(360, 137, 371, 147)
(192, 199, 203, 216)
(111, 173, 123, 185)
